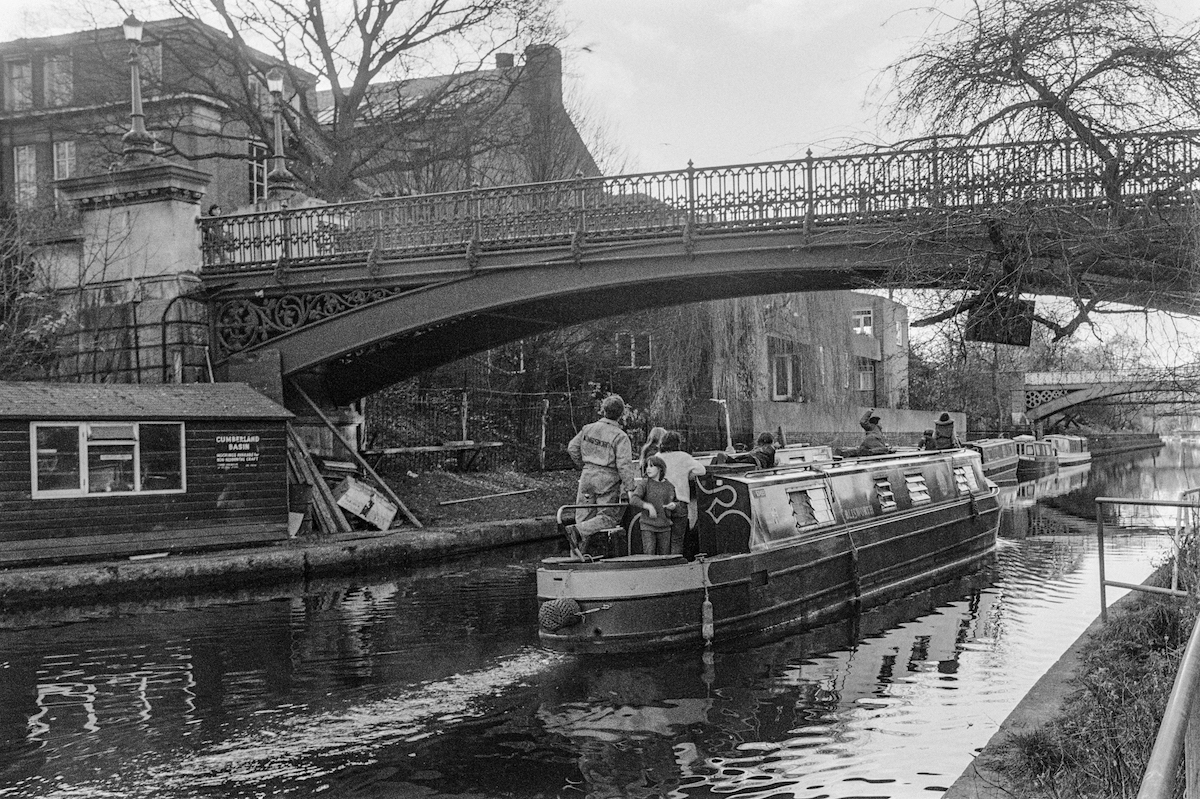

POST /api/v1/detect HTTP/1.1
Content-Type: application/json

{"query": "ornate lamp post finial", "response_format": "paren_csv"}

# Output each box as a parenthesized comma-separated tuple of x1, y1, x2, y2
(121, 13, 156, 162)
(266, 66, 296, 198)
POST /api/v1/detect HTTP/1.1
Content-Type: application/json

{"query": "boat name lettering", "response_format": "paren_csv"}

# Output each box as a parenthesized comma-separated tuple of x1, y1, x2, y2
(843, 506, 873, 520)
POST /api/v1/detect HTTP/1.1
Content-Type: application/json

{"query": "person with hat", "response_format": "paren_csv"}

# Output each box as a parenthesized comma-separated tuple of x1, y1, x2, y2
(934, 412, 961, 450)
(566, 394, 636, 557)
(855, 409, 890, 456)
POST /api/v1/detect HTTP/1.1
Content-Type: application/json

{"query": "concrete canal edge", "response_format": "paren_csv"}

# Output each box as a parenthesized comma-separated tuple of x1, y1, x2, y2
(0, 516, 560, 607)
(943, 565, 1169, 799)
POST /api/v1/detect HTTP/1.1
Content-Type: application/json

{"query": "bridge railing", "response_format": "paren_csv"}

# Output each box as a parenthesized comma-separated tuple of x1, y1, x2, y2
(199, 130, 1200, 274)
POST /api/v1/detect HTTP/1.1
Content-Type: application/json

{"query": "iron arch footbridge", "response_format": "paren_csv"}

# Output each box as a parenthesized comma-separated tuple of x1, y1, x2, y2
(1018, 368, 1200, 431)
(200, 131, 1200, 404)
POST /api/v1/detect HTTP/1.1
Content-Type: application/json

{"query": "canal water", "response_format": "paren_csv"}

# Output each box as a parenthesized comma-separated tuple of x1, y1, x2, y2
(1, 441, 1197, 799)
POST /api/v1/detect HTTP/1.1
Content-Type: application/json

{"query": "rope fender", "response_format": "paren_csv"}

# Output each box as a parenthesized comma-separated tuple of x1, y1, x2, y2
(539, 598, 583, 632)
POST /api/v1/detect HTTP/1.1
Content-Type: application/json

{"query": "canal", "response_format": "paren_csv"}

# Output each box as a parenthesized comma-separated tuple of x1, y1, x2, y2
(0, 441, 1197, 798)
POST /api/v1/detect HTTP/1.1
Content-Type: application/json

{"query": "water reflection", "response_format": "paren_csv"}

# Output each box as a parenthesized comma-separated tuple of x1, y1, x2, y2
(0, 442, 1193, 798)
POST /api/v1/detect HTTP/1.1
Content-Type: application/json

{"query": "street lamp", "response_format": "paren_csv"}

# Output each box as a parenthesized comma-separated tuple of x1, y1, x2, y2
(121, 13, 155, 161)
(265, 66, 295, 197)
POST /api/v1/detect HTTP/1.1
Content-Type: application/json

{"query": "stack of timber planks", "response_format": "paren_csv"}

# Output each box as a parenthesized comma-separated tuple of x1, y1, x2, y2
(286, 425, 353, 536)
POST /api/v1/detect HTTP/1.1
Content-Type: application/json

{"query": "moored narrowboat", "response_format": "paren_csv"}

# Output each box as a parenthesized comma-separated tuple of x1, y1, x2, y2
(1043, 434, 1091, 466)
(1014, 435, 1058, 481)
(537, 449, 1000, 653)
(964, 438, 1019, 483)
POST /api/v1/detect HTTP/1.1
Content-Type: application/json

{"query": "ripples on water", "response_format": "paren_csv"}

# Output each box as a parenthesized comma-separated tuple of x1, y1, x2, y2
(0, 442, 1194, 798)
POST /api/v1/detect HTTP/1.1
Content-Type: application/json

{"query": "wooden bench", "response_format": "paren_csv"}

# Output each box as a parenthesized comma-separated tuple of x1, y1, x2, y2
(363, 441, 505, 472)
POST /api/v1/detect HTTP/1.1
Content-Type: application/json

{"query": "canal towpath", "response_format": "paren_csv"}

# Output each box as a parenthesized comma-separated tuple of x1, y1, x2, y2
(0, 515, 560, 608)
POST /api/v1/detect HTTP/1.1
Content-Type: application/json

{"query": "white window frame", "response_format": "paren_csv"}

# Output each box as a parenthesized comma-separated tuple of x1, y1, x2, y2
(4, 57, 32, 111)
(851, 309, 874, 336)
(30, 421, 187, 499)
(43, 53, 72, 107)
(856, 357, 876, 391)
(14, 144, 37, 205)
(771, 351, 794, 401)
(615, 331, 652, 369)
(249, 141, 269, 202)
(53, 140, 75, 181)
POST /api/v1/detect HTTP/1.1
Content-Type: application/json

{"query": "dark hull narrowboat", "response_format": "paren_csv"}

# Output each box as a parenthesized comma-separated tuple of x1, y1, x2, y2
(965, 438, 1019, 483)
(1014, 435, 1058, 481)
(537, 449, 1001, 654)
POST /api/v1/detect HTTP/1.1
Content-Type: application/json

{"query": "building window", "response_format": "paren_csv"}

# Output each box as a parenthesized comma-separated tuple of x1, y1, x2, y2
(53, 141, 75, 181)
(249, 141, 269, 202)
(894, 319, 904, 348)
(851, 309, 873, 336)
(769, 337, 803, 401)
(615, 331, 651, 369)
(14, 145, 37, 205)
(856, 357, 876, 391)
(4, 58, 32, 111)
(43, 53, 72, 107)
(31, 422, 185, 498)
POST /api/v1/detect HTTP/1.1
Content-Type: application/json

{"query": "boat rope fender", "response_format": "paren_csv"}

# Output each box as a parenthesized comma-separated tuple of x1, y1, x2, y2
(539, 598, 583, 632)
(701, 557, 714, 645)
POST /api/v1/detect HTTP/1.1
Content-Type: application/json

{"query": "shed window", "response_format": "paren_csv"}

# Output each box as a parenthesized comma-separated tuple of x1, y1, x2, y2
(30, 422, 185, 497)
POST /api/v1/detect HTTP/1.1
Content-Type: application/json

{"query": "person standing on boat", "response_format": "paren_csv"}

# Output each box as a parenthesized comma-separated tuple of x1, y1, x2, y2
(918, 429, 936, 450)
(629, 455, 678, 555)
(656, 430, 707, 555)
(639, 426, 668, 475)
(934, 412, 961, 450)
(857, 409, 890, 456)
(567, 394, 637, 550)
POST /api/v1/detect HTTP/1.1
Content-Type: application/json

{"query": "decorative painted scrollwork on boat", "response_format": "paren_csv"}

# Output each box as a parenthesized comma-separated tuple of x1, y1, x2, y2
(214, 288, 398, 357)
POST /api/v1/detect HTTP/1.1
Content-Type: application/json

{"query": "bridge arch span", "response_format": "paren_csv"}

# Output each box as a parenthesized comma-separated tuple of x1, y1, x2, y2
(219, 237, 894, 404)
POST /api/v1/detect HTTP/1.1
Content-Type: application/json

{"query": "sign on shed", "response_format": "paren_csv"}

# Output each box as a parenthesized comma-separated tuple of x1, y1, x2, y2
(332, 476, 397, 531)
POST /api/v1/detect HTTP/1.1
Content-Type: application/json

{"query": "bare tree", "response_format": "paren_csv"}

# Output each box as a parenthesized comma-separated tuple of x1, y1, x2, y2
(0, 205, 73, 379)
(879, 0, 1200, 339)
(64, 1, 566, 200)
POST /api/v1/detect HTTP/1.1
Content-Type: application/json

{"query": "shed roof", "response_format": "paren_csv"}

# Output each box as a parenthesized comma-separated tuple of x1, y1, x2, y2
(0, 382, 292, 421)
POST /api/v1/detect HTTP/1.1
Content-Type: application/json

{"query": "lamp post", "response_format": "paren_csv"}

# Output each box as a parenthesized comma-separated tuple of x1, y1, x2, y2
(121, 14, 155, 161)
(266, 67, 295, 197)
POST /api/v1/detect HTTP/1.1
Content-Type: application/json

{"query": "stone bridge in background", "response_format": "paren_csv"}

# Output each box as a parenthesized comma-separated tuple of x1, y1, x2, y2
(198, 131, 1200, 404)
(1017, 368, 1200, 431)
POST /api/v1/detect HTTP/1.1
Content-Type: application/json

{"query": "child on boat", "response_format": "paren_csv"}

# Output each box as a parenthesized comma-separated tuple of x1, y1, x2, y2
(629, 455, 678, 556)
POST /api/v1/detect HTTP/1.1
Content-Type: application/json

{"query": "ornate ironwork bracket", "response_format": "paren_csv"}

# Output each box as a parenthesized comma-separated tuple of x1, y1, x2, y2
(214, 287, 399, 358)
(366, 242, 382, 277)
(273, 256, 288, 284)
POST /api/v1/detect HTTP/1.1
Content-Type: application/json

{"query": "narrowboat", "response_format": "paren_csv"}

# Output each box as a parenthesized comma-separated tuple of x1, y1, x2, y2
(1043, 434, 1091, 466)
(1013, 435, 1058, 481)
(964, 438, 1019, 483)
(537, 449, 1000, 653)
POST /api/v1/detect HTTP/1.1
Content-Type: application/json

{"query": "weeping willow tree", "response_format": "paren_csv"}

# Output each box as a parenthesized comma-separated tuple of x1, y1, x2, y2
(642, 298, 767, 424)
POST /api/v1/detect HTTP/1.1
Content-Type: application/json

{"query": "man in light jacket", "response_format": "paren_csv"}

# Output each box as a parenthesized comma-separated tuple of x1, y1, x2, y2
(567, 394, 636, 554)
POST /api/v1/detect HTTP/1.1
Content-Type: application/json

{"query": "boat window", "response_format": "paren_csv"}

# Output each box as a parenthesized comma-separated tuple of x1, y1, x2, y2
(905, 473, 932, 504)
(874, 478, 897, 512)
(953, 466, 979, 494)
(788, 486, 836, 529)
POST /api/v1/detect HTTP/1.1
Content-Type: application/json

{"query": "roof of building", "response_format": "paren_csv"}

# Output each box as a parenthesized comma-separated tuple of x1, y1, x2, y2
(0, 382, 292, 421)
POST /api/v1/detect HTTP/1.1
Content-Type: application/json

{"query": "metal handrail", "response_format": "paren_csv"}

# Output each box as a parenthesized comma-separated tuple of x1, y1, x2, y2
(198, 128, 1200, 273)
(1095, 497, 1196, 621)
(1137, 615, 1200, 799)
(1095, 493, 1200, 798)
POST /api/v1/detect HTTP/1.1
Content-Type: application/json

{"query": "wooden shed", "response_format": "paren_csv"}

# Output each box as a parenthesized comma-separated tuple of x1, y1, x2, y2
(0, 381, 293, 565)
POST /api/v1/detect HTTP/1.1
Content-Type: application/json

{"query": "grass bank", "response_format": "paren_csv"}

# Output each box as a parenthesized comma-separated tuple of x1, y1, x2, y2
(984, 552, 1198, 798)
